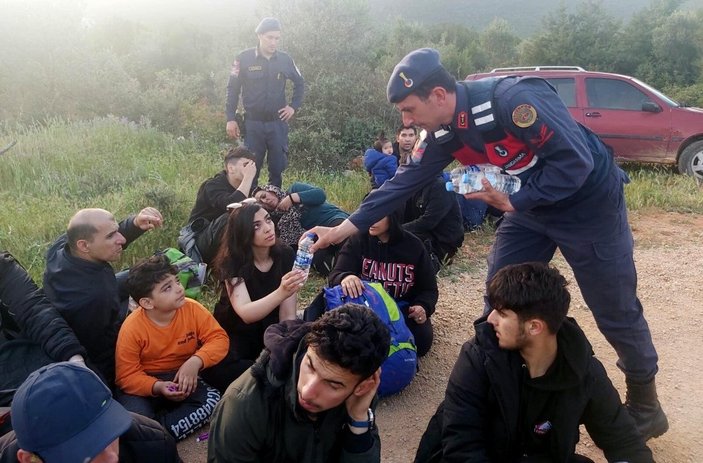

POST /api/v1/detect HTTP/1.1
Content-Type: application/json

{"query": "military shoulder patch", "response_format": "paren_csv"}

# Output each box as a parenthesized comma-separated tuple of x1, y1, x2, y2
(512, 104, 537, 128)
(230, 60, 240, 77)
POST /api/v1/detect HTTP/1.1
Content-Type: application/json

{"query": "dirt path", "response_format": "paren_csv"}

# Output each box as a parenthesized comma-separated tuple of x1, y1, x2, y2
(178, 211, 703, 462)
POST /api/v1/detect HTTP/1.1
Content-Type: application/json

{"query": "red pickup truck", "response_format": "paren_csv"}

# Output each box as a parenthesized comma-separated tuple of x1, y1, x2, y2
(465, 67, 703, 180)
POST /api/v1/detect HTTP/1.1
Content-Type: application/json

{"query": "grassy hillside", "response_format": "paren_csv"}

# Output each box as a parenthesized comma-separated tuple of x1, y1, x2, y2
(1, 118, 702, 283)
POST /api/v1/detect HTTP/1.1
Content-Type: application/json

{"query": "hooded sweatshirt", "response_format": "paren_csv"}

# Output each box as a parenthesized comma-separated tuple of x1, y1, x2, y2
(328, 217, 438, 316)
(439, 317, 653, 463)
(207, 320, 380, 463)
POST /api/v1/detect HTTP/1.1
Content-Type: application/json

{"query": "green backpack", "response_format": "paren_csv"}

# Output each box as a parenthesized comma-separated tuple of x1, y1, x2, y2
(158, 247, 206, 300)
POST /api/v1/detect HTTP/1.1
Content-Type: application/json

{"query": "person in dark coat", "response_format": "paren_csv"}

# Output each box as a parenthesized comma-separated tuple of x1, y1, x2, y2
(0, 362, 179, 463)
(401, 176, 464, 269)
(43, 207, 163, 386)
(414, 263, 653, 463)
(0, 251, 86, 408)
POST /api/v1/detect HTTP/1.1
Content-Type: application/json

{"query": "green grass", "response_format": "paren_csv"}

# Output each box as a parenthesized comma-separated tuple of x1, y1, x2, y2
(622, 164, 703, 213)
(1, 117, 700, 290)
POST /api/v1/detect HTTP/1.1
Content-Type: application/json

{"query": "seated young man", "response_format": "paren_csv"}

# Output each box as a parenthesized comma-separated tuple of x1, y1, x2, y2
(207, 304, 390, 463)
(0, 362, 179, 463)
(115, 255, 236, 441)
(180, 147, 257, 264)
(415, 262, 653, 463)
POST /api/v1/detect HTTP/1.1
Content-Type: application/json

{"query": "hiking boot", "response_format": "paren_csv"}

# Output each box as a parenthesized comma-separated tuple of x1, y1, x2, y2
(625, 378, 669, 440)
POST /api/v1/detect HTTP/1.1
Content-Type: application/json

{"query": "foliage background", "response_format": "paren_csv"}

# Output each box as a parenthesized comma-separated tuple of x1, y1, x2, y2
(2, 0, 703, 171)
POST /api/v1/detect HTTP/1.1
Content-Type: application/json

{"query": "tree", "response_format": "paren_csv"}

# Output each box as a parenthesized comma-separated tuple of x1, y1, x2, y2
(479, 18, 521, 70)
(519, 1, 621, 70)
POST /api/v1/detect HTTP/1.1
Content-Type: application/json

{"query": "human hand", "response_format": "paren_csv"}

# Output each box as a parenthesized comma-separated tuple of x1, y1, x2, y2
(345, 368, 380, 423)
(280, 269, 307, 296)
(278, 106, 295, 122)
(277, 195, 294, 212)
(408, 305, 427, 324)
(464, 178, 515, 212)
(173, 356, 203, 396)
(226, 120, 240, 139)
(133, 207, 164, 231)
(241, 159, 258, 182)
(341, 275, 364, 298)
(154, 381, 187, 402)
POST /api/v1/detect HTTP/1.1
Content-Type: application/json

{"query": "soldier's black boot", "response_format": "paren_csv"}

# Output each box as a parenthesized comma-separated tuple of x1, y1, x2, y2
(625, 378, 669, 441)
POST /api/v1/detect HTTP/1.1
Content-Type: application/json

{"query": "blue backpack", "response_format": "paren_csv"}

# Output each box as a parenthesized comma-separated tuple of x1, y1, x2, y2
(323, 281, 417, 397)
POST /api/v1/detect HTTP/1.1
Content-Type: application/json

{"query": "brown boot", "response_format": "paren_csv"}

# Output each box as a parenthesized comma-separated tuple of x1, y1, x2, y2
(625, 378, 669, 440)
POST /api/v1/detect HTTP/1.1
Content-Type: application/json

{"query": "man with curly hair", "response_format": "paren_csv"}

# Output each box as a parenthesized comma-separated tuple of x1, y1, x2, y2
(207, 304, 390, 463)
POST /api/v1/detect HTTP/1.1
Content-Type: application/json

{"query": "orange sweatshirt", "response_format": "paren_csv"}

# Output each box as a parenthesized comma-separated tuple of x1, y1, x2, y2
(115, 298, 229, 396)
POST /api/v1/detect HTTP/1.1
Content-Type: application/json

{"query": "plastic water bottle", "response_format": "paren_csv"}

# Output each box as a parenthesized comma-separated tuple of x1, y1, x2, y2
(293, 232, 316, 277)
(445, 165, 521, 195)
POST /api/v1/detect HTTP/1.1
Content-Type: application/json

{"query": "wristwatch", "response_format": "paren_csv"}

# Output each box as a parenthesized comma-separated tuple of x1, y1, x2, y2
(348, 408, 375, 429)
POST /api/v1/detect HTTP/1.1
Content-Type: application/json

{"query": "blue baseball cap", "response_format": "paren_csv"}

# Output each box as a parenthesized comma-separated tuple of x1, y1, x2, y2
(255, 17, 282, 34)
(387, 48, 444, 103)
(11, 362, 132, 463)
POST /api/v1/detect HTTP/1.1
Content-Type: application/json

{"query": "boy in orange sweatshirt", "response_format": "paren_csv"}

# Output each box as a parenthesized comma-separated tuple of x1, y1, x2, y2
(115, 254, 230, 441)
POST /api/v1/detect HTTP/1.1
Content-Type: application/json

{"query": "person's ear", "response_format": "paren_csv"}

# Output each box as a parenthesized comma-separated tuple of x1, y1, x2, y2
(352, 375, 376, 397)
(526, 318, 546, 336)
(139, 297, 154, 310)
(431, 86, 447, 104)
(75, 238, 91, 254)
(17, 449, 42, 463)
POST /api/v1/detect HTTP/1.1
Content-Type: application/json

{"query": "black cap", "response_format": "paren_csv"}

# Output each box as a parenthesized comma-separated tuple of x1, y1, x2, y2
(255, 17, 281, 35)
(387, 48, 443, 103)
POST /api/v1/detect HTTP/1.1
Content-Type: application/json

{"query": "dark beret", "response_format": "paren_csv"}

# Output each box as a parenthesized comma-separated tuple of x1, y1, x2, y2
(387, 48, 443, 103)
(255, 17, 281, 35)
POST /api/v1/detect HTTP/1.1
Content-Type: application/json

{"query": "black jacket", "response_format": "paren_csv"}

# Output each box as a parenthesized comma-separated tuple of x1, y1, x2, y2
(437, 317, 653, 463)
(402, 177, 464, 259)
(187, 171, 247, 225)
(0, 251, 85, 361)
(328, 227, 438, 317)
(0, 412, 179, 463)
(208, 320, 379, 462)
(42, 217, 144, 385)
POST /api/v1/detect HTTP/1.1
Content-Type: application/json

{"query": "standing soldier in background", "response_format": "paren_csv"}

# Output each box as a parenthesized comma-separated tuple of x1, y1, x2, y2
(225, 17, 305, 188)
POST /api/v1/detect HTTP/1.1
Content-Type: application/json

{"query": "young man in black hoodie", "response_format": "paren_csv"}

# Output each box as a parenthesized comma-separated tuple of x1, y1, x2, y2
(180, 146, 257, 264)
(43, 207, 163, 386)
(207, 304, 390, 463)
(415, 262, 653, 463)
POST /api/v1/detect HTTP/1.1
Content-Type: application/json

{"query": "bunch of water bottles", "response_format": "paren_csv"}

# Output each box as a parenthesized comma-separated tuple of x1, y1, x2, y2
(445, 164, 521, 195)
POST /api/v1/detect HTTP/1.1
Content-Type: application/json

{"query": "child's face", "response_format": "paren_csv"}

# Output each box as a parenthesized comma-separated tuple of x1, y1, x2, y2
(143, 274, 186, 313)
(382, 142, 394, 155)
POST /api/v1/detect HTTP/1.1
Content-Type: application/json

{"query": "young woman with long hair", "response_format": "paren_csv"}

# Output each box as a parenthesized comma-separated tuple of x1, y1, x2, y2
(212, 199, 306, 361)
